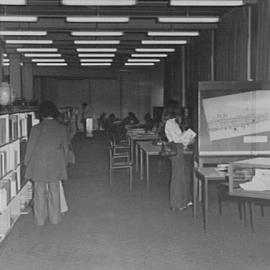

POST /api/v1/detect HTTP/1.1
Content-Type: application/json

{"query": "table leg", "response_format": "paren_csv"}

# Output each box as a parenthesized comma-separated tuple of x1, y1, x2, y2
(193, 169, 198, 218)
(202, 178, 208, 231)
(140, 148, 144, 180)
(135, 143, 139, 172)
(146, 153, 150, 190)
(130, 140, 134, 164)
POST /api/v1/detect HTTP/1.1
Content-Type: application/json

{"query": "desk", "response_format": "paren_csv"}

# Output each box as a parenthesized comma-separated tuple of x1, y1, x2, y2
(193, 167, 227, 231)
(127, 133, 159, 170)
(138, 141, 193, 190)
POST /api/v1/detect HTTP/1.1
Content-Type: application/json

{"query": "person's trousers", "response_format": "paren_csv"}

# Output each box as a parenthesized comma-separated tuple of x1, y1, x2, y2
(169, 143, 192, 209)
(33, 181, 62, 226)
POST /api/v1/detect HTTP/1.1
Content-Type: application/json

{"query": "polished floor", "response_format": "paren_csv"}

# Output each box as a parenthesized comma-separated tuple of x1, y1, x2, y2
(0, 133, 270, 270)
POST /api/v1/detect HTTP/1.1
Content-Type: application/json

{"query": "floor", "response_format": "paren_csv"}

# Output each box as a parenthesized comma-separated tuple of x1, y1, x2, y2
(0, 133, 270, 270)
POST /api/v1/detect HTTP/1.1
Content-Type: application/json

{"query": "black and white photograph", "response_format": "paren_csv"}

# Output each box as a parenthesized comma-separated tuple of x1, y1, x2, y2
(0, 0, 269, 269)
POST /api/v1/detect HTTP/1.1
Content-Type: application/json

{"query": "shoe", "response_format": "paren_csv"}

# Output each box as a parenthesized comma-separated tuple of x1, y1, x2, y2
(187, 201, 193, 207)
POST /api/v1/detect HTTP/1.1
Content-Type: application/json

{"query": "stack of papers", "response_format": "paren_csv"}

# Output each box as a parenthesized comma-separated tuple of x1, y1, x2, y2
(182, 128, 197, 145)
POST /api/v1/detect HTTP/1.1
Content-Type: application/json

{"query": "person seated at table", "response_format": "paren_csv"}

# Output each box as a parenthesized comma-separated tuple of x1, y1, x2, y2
(164, 100, 194, 212)
(123, 112, 139, 127)
(143, 113, 154, 132)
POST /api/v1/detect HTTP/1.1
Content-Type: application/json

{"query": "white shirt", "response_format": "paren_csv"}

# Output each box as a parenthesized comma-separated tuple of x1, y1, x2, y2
(165, 118, 184, 144)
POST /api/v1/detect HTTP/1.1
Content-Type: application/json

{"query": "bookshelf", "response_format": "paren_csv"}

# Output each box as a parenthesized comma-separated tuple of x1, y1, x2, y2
(0, 110, 38, 242)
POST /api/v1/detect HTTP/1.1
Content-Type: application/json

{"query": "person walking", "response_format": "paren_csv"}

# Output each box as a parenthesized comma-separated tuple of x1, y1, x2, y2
(24, 101, 69, 225)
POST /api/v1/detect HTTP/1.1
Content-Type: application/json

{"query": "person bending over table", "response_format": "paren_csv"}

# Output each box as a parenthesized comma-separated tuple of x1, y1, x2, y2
(164, 102, 194, 212)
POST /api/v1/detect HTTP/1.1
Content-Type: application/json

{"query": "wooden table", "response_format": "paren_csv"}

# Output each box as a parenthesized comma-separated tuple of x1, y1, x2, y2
(138, 141, 193, 190)
(127, 133, 159, 171)
(193, 167, 227, 231)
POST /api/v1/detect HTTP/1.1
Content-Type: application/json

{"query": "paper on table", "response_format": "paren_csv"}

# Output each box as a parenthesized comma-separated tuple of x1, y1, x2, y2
(240, 168, 270, 191)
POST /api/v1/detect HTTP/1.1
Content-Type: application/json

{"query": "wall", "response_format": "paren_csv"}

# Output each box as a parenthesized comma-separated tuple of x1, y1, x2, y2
(33, 66, 164, 122)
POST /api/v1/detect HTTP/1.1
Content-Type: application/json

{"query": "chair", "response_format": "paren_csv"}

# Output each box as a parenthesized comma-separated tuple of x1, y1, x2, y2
(109, 144, 133, 191)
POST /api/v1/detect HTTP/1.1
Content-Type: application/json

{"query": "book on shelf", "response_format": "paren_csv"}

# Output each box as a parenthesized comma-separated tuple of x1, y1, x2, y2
(0, 188, 8, 213)
(0, 118, 7, 146)
(0, 179, 11, 205)
(0, 151, 7, 178)
(14, 149, 18, 168)
(10, 172, 18, 198)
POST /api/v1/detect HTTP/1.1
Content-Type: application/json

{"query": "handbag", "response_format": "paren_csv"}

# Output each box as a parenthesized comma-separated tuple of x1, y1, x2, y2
(159, 142, 177, 157)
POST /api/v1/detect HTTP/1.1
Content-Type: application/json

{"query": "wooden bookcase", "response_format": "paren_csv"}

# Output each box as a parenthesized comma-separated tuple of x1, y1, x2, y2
(0, 110, 38, 242)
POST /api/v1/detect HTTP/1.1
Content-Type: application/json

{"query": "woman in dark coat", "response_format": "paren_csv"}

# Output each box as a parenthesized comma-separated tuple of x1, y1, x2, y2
(24, 101, 69, 225)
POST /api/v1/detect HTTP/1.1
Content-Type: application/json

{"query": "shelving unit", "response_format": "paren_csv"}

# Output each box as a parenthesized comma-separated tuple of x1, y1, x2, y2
(0, 110, 37, 242)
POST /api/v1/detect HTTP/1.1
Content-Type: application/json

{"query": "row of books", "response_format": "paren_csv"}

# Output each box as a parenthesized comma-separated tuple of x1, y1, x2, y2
(0, 172, 19, 213)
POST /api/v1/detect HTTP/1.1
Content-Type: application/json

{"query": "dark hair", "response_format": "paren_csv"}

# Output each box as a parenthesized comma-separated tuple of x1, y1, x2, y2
(38, 100, 58, 119)
(163, 99, 181, 119)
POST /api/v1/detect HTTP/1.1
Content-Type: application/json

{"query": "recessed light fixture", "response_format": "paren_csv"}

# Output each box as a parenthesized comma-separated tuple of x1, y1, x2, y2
(78, 53, 115, 57)
(74, 40, 120, 44)
(128, 59, 160, 62)
(66, 16, 129, 23)
(80, 63, 112, 66)
(62, 0, 136, 6)
(3, 53, 7, 57)
(0, 31, 47, 36)
(158, 16, 220, 23)
(71, 31, 123, 36)
(80, 59, 113, 62)
(17, 48, 58, 52)
(31, 59, 66, 62)
(6, 40, 53, 44)
(24, 53, 61, 57)
(142, 40, 187, 45)
(135, 48, 175, 52)
(36, 63, 68, 66)
(0, 16, 38, 22)
(0, 0, 26, 4)
(131, 54, 168, 57)
(125, 63, 155, 66)
(148, 31, 199, 36)
(170, 0, 243, 6)
(76, 48, 117, 52)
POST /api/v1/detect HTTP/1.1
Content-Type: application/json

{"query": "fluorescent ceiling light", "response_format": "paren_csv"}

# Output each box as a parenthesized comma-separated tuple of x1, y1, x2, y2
(135, 48, 175, 52)
(131, 54, 167, 57)
(80, 59, 113, 62)
(77, 48, 117, 52)
(148, 31, 199, 36)
(3, 63, 10, 66)
(66, 16, 129, 23)
(0, 0, 26, 4)
(36, 63, 68, 66)
(125, 63, 155, 66)
(170, 0, 243, 6)
(78, 53, 115, 57)
(142, 40, 187, 45)
(24, 53, 61, 57)
(3, 59, 10, 62)
(32, 59, 66, 62)
(0, 31, 47, 36)
(128, 59, 160, 62)
(74, 40, 120, 44)
(158, 16, 220, 23)
(81, 63, 112, 66)
(17, 48, 58, 52)
(71, 31, 123, 36)
(3, 53, 7, 57)
(0, 16, 38, 22)
(6, 40, 53, 44)
(62, 0, 136, 6)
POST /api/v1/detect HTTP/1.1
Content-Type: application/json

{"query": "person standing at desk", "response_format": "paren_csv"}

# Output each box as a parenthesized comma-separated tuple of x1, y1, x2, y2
(164, 102, 193, 211)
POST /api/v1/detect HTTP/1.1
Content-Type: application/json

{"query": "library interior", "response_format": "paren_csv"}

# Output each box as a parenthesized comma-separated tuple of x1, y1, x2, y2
(1, 1, 270, 270)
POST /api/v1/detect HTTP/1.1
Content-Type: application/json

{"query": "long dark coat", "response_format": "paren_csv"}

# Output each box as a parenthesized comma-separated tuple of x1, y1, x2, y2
(24, 119, 69, 182)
